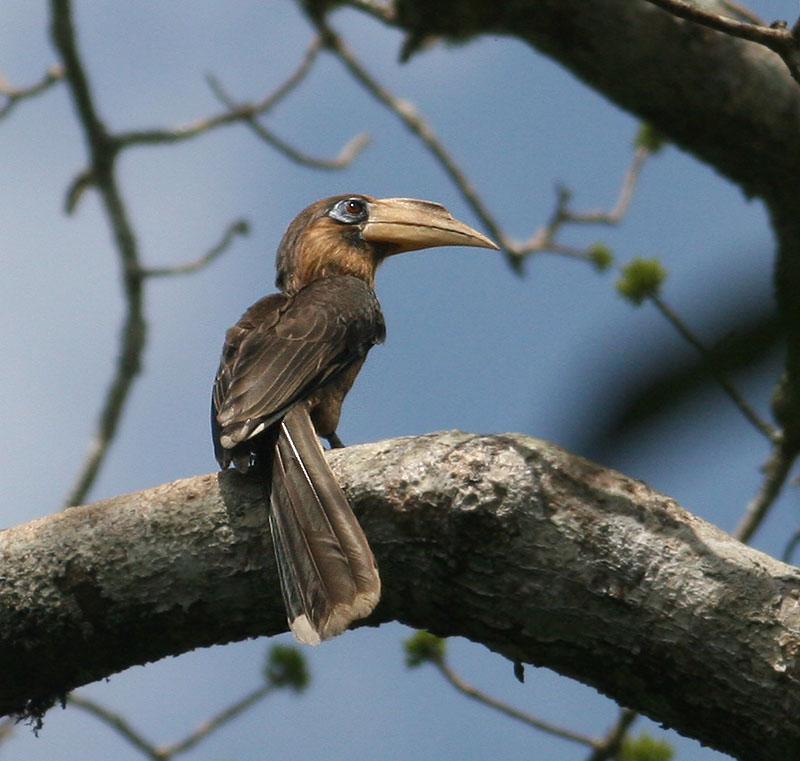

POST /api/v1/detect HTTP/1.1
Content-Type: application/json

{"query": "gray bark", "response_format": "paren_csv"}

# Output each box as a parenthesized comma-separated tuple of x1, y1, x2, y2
(1, 431, 799, 760)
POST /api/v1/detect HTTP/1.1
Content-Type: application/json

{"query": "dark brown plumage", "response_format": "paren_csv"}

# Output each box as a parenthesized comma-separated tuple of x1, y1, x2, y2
(212, 194, 498, 644)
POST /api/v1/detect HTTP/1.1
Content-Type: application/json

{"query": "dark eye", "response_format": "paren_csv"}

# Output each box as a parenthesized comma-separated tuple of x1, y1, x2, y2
(330, 197, 368, 224)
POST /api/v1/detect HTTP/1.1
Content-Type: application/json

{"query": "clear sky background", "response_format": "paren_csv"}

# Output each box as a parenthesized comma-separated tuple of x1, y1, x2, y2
(0, 2, 791, 759)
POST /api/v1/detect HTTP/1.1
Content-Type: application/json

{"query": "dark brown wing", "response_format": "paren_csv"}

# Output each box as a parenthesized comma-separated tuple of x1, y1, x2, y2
(212, 275, 385, 468)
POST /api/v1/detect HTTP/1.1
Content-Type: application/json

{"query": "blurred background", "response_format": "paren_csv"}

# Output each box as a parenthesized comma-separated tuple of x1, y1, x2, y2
(0, 1, 789, 759)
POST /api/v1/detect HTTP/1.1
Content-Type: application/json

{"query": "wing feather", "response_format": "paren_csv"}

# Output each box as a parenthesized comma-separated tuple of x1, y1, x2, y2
(211, 276, 385, 466)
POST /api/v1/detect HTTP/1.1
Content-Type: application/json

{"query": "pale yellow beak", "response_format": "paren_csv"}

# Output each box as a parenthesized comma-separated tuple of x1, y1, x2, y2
(361, 197, 499, 254)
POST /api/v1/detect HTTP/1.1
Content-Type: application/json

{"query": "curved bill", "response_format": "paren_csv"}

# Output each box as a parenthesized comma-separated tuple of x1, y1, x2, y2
(361, 197, 499, 254)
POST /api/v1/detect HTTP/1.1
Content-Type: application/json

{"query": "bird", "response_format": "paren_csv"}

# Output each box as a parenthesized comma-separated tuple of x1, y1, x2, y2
(211, 194, 498, 645)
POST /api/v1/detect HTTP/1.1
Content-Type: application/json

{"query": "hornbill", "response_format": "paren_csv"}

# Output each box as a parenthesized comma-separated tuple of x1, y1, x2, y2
(212, 194, 498, 645)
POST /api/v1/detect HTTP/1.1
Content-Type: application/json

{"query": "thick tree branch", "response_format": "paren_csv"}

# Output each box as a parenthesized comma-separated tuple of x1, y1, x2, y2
(1, 431, 799, 760)
(641, 0, 800, 84)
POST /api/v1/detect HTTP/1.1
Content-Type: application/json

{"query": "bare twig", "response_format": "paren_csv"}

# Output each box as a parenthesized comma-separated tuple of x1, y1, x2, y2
(309, 15, 517, 260)
(157, 684, 273, 758)
(650, 294, 777, 441)
(206, 74, 370, 169)
(434, 659, 600, 749)
(343, 0, 397, 24)
(0, 66, 63, 119)
(116, 37, 324, 148)
(51, 0, 148, 508)
(645, 292, 789, 544)
(519, 142, 652, 263)
(142, 219, 249, 278)
(68, 696, 163, 761)
(70, 683, 274, 760)
(734, 439, 798, 542)
(522, 185, 581, 256)
(783, 526, 800, 563)
(52, 0, 313, 506)
(584, 708, 638, 761)
(107, 30, 370, 171)
(562, 144, 650, 226)
(312, 14, 655, 272)
(642, 0, 800, 85)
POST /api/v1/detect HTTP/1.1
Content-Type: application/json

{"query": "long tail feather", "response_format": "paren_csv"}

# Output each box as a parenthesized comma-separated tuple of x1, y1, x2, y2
(267, 403, 380, 644)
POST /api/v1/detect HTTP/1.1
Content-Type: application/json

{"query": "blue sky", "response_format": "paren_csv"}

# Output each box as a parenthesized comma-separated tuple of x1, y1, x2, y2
(0, 2, 790, 759)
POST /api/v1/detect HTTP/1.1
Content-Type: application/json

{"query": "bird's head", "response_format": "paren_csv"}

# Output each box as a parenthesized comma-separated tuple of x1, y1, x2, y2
(275, 194, 499, 292)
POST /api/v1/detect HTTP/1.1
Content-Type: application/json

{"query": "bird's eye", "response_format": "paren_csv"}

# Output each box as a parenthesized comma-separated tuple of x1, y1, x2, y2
(330, 197, 368, 224)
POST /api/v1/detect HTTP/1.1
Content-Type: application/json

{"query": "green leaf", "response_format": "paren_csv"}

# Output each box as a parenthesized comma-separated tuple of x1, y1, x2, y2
(616, 257, 667, 305)
(588, 242, 613, 271)
(404, 631, 446, 667)
(264, 644, 310, 693)
(635, 123, 667, 153)
(620, 732, 674, 761)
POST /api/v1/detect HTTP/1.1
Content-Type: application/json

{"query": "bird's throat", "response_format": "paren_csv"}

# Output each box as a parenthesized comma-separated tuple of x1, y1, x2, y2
(289, 222, 378, 291)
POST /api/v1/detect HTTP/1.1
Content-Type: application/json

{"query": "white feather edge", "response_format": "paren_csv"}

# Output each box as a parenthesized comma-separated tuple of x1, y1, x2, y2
(220, 420, 267, 450)
(289, 588, 381, 646)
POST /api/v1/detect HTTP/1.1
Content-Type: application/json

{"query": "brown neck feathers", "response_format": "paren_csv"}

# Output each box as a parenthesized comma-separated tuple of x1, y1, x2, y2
(277, 218, 379, 294)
